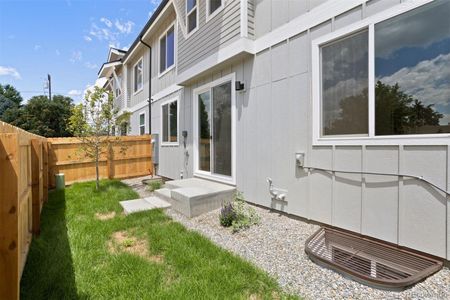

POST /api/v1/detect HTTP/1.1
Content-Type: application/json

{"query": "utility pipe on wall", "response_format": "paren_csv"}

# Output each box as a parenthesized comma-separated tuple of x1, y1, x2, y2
(139, 36, 152, 135)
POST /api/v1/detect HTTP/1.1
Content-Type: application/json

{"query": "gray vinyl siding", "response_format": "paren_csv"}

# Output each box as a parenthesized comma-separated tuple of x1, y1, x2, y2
(163, 0, 450, 259)
(149, 8, 177, 95)
(126, 47, 150, 108)
(248, 0, 255, 39)
(177, 0, 242, 74)
(151, 89, 186, 179)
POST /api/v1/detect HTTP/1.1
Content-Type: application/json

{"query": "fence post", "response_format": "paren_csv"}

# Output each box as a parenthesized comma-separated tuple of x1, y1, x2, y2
(31, 139, 42, 235)
(42, 142, 49, 202)
(107, 142, 114, 179)
(0, 133, 20, 300)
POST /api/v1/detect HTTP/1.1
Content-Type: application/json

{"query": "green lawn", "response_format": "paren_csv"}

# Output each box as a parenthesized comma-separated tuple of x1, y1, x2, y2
(21, 180, 294, 299)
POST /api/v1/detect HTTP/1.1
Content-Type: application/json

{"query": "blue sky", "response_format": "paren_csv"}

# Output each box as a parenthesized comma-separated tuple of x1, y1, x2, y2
(0, 0, 160, 103)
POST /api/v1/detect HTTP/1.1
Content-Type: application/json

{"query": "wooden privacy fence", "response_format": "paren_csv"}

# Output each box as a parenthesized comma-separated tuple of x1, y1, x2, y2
(0, 121, 48, 300)
(47, 135, 153, 187)
(1, 121, 153, 300)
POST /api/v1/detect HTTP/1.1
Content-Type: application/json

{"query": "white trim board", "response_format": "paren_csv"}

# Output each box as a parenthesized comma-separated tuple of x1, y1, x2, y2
(151, 84, 183, 102)
(240, 0, 248, 38)
(126, 98, 149, 113)
(176, 37, 253, 85)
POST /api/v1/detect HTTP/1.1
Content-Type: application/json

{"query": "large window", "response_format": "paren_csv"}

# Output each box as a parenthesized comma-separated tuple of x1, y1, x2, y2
(374, 0, 450, 135)
(133, 58, 143, 93)
(321, 30, 368, 136)
(139, 113, 145, 135)
(161, 99, 178, 144)
(186, 0, 197, 34)
(317, 0, 450, 140)
(159, 25, 175, 74)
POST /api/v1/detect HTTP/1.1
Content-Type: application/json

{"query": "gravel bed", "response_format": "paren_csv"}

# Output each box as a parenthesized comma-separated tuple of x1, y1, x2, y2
(123, 177, 450, 299)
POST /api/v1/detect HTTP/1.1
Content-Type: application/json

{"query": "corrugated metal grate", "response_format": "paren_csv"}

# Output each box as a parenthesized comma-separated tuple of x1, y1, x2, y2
(305, 227, 443, 290)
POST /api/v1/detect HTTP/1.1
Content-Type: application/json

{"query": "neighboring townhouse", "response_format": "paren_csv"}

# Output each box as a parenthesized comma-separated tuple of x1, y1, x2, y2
(97, 0, 450, 261)
(98, 47, 129, 135)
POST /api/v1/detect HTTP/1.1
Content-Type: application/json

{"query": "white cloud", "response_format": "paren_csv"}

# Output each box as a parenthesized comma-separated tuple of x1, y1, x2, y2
(148, 0, 161, 17)
(68, 89, 82, 96)
(84, 62, 98, 69)
(375, 1, 450, 58)
(34, 44, 42, 51)
(100, 17, 113, 28)
(86, 17, 134, 48)
(379, 53, 450, 107)
(114, 20, 134, 34)
(69, 50, 82, 63)
(0, 66, 21, 79)
(7, 34, 15, 40)
(379, 53, 450, 125)
(55, 49, 61, 56)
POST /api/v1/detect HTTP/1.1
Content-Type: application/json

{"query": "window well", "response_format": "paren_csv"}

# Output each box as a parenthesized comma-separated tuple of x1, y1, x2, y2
(305, 227, 443, 291)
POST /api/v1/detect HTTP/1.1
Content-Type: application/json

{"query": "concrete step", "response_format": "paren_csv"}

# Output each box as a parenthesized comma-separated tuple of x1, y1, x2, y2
(154, 188, 171, 202)
(161, 178, 236, 218)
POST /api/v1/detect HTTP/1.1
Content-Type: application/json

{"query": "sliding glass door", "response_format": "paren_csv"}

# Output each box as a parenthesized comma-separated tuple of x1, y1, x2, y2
(196, 80, 232, 178)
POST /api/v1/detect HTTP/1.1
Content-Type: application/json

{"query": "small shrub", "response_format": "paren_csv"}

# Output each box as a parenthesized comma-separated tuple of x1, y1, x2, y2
(219, 202, 236, 227)
(146, 180, 162, 192)
(219, 192, 260, 232)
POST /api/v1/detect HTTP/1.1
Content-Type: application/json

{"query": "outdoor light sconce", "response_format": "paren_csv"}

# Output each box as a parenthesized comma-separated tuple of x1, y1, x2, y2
(235, 81, 245, 91)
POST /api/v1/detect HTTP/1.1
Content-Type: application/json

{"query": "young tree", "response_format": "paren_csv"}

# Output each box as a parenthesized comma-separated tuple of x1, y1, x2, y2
(68, 86, 129, 190)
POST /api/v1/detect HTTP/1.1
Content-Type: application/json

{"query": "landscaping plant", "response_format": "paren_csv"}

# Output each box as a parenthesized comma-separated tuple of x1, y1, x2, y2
(146, 180, 162, 192)
(219, 192, 260, 232)
(68, 86, 131, 190)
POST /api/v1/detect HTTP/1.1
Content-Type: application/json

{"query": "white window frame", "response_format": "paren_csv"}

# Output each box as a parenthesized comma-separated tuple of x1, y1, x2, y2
(312, 0, 449, 146)
(185, 0, 199, 38)
(160, 97, 179, 146)
(133, 58, 144, 95)
(158, 22, 176, 78)
(206, 0, 224, 23)
(139, 112, 146, 135)
(192, 73, 236, 185)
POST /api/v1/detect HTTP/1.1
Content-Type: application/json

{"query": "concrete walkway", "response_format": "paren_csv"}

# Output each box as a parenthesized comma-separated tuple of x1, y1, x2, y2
(120, 176, 170, 215)
(120, 196, 171, 215)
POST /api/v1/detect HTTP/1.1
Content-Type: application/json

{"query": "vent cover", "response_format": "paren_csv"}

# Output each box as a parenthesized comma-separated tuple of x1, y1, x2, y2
(305, 227, 443, 290)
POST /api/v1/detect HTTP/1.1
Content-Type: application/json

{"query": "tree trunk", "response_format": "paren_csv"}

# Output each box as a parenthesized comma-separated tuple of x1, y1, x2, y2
(95, 146, 100, 190)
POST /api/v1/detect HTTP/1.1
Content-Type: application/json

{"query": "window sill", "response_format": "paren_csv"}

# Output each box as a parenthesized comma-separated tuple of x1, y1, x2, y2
(206, 5, 224, 23)
(133, 87, 144, 96)
(158, 64, 175, 78)
(161, 142, 179, 147)
(313, 134, 450, 146)
(185, 27, 199, 40)
(193, 171, 235, 186)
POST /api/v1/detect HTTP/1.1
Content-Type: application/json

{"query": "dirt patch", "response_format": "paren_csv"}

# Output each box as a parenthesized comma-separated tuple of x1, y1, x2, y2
(107, 230, 163, 263)
(95, 211, 116, 220)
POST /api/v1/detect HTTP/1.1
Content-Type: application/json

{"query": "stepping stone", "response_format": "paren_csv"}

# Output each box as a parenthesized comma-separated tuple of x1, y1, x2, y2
(143, 196, 171, 209)
(120, 197, 171, 215)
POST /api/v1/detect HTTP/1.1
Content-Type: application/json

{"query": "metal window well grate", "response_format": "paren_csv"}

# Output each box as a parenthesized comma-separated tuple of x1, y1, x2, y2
(305, 227, 443, 291)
